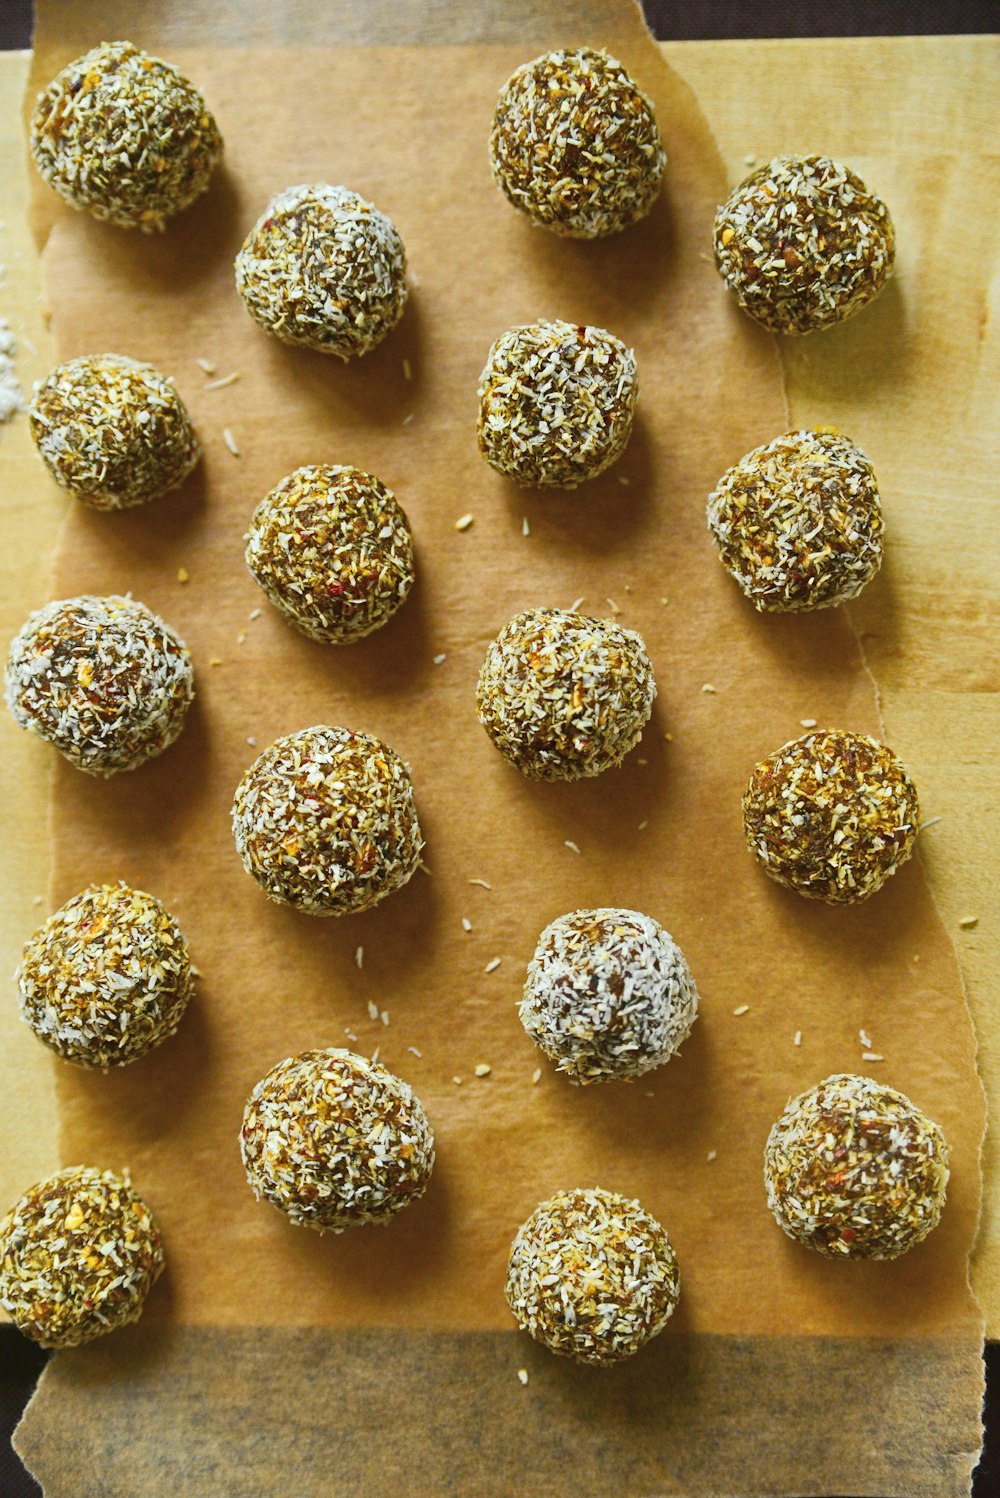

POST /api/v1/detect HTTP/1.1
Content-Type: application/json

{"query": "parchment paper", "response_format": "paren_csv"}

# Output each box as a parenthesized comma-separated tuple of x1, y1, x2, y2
(14, 2, 985, 1493)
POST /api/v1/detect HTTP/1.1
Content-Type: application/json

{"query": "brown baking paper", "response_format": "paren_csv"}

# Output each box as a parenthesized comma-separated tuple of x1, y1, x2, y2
(13, 2, 984, 1493)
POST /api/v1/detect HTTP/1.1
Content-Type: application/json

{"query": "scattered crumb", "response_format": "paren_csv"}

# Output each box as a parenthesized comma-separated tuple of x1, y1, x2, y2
(402, 358, 412, 380)
(462, 917, 473, 933)
(407, 1046, 423, 1059)
(733, 1004, 750, 1017)
(222, 427, 240, 457)
(664, 732, 674, 743)
(701, 683, 717, 695)
(237, 630, 248, 645)
(32, 895, 43, 906)
(706, 1150, 718, 1162)
(246, 735, 256, 747)
(793, 1030, 802, 1047)
(196, 357, 216, 375)
(637, 819, 649, 831)
(660, 597, 669, 606)
(485, 957, 502, 974)
(355, 946, 364, 971)
(531, 1068, 542, 1085)
(371, 1046, 380, 1065)
(605, 597, 621, 615)
(521, 516, 530, 537)
(402, 413, 415, 426)
(204, 372, 240, 390)
(568, 596, 585, 612)
(248, 608, 262, 621)
(564, 840, 581, 855)
(343, 1028, 358, 1042)
(913, 955, 921, 963)
(209, 657, 223, 668)
(433, 652, 447, 666)
(455, 513, 474, 531)
(380, 1010, 390, 1027)
(474, 1063, 492, 1078)
(367, 1000, 379, 1022)
(617, 475, 630, 486)
(862, 1052, 885, 1063)
(920, 816, 943, 831)
(452, 1075, 463, 1086)
(517, 1368, 529, 1386)
(799, 717, 818, 728)
(859, 1028, 873, 1050)
(959, 915, 979, 929)
(744, 153, 757, 167)
(469, 878, 492, 890)
(176, 567, 190, 584)
(419, 863, 434, 877)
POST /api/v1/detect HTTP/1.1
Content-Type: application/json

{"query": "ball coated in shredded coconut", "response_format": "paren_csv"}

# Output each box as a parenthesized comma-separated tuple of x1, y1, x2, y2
(232, 725, 422, 916)
(489, 48, 665, 238)
(0, 1166, 164, 1346)
(245, 464, 414, 643)
(5, 595, 194, 776)
(240, 1048, 434, 1232)
(743, 728, 919, 904)
(505, 1187, 679, 1365)
(235, 184, 407, 358)
(713, 155, 895, 335)
(476, 609, 655, 781)
(30, 41, 222, 232)
(520, 908, 698, 1084)
(477, 320, 637, 489)
(29, 354, 200, 510)
(764, 1073, 949, 1259)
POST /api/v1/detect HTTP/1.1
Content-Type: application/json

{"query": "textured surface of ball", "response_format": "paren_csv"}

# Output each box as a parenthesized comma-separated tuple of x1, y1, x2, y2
(505, 1187, 679, 1365)
(31, 41, 222, 231)
(477, 320, 637, 488)
(235, 184, 407, 358)
(490, 48, 665, 238)
(240, 1049, 434, 1232)
(5, 595, 194, 776)
(764, 1074, 949, 1259)
(0, 1166, 164, 1346)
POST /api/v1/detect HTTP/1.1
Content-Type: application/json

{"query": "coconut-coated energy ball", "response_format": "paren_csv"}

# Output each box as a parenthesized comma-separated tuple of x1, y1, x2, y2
(245, 465, 414, 643)
(476, 609, 655, 781)
(29, 354, 200, 510)
(520, 909, 699, 1084)
(0, 1166, 164, 1347)
(477, 320, 637, 489)
(743, 728, 919, 904)
(240, 1049, 435, 1232)
(5, 595, 194, 776)
(235, 184, 407, 358)
(707, 429, 883, 612)
(505, 1187, 679, 1366)
(30, 41, 222, 231)
(764, 1074, 949, 1259)
(490, 48, 665, 238)
(713, 155, 895, 335)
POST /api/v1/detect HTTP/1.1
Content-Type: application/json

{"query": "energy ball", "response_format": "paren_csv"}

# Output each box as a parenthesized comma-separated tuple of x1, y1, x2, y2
(30, 41, 222, 232)
(477, 609, 655, 780)
(0, 1166, 164, 1347)
(235, 184, 407, 358)
(489, 48, 665, 238)
(232, 725, 422, 916)
(245, 464, 414, 643)
(520, 908, 698, 1084)
(5, 595, 194, 776)
(764, 1074, 949, 1259)
(17, 883, 193, 1069)
(505, 1187, 679, 1366)
(707, 429, 883, 612)
(477, 320, 637, 489)
(713, 155, 895, 335)
(240, 1048, 434, 1232)
(743, 728, 919, 904)
(29, 354, 200, 510)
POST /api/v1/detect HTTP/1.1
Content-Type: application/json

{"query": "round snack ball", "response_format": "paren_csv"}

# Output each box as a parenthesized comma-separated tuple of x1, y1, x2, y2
(30, 41, 222, 232)
(232, 725, 422, 917)
(707, 429, 883, 612)
(245, 464, 414, 643)
(240, 1048, 434, 1232)
(743, 728, 919, 904)
(235, 184, 407, 359)
(17, 882, 193, 1069)
(0, 1166, 164, 1347)
(505, 1187, 679, 1366)
(713, 155, 895, 335)
(5, 595, 194, 776)
(520, 908, 698, 1084)
(29, 354, 200, 510)
(489, 48, 665, 238)
(764, 1074, 949, 1259)
(477, 320, 637, 489)
(476, 609, 655, 781)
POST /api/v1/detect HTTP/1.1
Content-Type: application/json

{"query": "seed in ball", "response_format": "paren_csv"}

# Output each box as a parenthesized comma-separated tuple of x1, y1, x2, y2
(17, 882, 193, 1069)
(29, 354, 200, 510)
(520, 908, 698, 1084)
(490, 48, 665, 238)
(232, 725, 422, 916)
(235, 184, 407, 359)
(765, 1073, 949, 1259)
(30, 41, 222, 232)
(245, 465, 414, 643)
(5, 595, 194, 776)
(743, 728, 919, 904)
(707, 429, 883, 612)
(0, 1166, 164, 1347)
(477, 609, 655, 781)
(477, 321, 637, 489)
(240, 1048, 434, 1232)
(713, 155, 895, 335)
(505, 1187, 679, 1366)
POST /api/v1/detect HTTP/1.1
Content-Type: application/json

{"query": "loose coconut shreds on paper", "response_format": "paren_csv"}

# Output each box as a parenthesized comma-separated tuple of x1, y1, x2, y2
(5, 595, 194, 776)
(240, 1048, 434, 1232)
(0, 318, 25, 423)
(505, 1186, 679, 1366)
